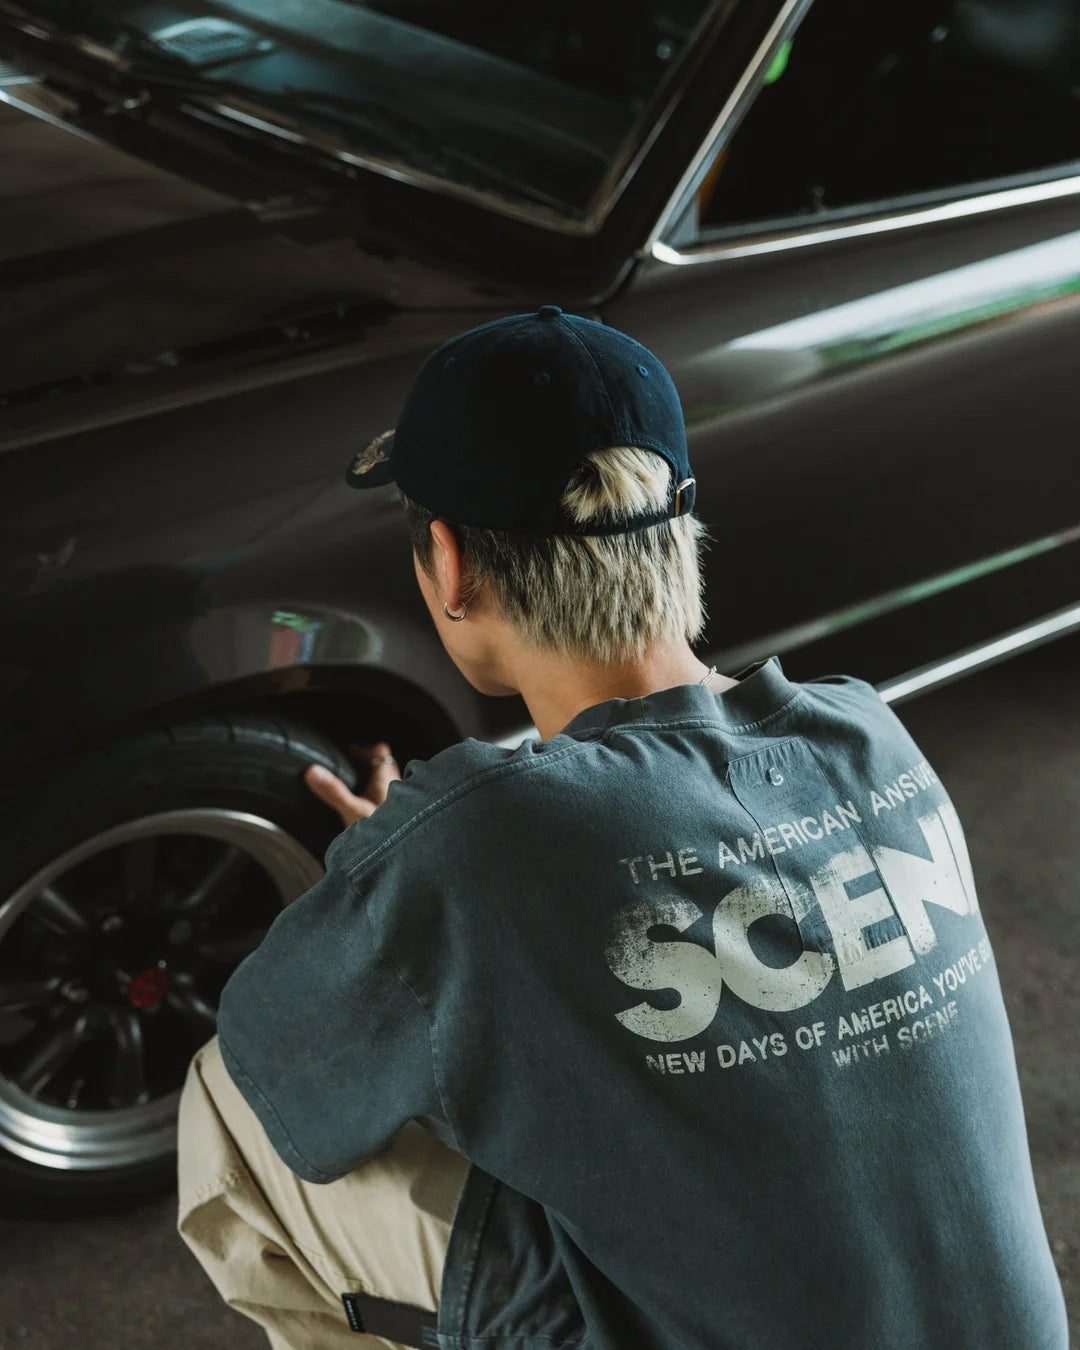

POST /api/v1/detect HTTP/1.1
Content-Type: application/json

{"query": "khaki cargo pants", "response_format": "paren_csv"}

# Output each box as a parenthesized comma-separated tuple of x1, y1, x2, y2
(177, 1036, 471, 1350)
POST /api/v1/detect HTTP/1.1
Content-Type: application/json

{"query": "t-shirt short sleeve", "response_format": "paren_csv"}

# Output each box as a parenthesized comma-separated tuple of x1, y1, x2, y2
(214, 739, 521, 1182)
(215, 850, 450, 1184)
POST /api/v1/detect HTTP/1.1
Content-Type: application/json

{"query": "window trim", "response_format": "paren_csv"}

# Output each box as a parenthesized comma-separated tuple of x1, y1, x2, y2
(646, 0, 1080, 267)
(643, 0, 813, 252)
(654, 172, 1080, 266)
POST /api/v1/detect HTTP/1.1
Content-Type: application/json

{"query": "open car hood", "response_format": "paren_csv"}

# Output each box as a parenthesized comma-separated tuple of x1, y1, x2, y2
(0, 1, 801, 297)
(0, 3, 688, 229)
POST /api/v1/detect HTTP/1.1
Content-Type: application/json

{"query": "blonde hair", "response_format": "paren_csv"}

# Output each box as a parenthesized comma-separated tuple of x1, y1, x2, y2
(402, 447, 710, 664)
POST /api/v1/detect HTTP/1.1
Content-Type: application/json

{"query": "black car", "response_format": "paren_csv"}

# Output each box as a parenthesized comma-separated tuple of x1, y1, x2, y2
(1, 0, 1079, 1211)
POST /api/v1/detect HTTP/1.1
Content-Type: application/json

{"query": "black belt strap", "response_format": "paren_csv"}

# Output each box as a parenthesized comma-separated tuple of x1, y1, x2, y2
(340, 1291, 440, 1348)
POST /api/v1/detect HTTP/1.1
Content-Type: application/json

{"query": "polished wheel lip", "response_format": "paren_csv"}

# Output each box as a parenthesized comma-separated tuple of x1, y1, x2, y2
(0, 809, 323, 1172)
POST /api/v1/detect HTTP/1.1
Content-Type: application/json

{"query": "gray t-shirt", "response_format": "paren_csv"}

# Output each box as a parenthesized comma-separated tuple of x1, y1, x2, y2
(218, 656, 1067, 1350)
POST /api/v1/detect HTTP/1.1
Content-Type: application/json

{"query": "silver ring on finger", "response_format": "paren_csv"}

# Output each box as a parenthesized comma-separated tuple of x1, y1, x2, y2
(369, 754, 396, 766)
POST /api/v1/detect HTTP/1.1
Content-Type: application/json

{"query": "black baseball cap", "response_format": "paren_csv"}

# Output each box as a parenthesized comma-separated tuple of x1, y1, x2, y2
(345, 306, 696, 536)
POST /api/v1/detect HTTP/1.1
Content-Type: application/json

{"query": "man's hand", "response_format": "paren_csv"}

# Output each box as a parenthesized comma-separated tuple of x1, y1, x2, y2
(304, 741, 402, 829)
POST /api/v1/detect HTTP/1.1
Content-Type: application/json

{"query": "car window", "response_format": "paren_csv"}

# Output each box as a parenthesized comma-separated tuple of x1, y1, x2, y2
(26, 0, 717, 223)
(684, 0, 1080, 239)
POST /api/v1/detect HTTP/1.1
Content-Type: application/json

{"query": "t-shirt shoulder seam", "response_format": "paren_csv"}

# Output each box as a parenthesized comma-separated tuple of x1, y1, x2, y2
(344, 690, 807, 881)
(344, 739, 593, 879)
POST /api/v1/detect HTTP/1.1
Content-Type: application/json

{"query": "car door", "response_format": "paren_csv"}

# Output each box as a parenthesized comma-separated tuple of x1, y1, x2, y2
(605, 0, 1080, 693)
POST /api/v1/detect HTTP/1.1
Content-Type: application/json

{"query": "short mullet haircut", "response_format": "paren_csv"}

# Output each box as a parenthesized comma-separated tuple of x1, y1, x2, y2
(400, 447, 711, 665)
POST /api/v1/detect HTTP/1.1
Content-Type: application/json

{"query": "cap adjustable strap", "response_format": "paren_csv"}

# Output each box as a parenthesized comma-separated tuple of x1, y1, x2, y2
(550, 475, 697, 536)
(673, 477, 696, 517)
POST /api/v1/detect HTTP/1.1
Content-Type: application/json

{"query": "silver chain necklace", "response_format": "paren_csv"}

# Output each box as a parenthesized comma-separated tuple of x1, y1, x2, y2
(698, 665, 718, 685)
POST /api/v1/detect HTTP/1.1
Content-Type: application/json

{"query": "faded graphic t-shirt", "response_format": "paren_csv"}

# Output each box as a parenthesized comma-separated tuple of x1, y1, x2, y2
(218, 656, 1068, 1350)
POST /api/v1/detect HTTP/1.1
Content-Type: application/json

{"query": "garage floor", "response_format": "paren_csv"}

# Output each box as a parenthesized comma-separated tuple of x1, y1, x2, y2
(1, 636, 1077, 1348)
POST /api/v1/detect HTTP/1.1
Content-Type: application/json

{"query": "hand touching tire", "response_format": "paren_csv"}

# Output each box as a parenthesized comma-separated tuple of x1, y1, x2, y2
(304, 741, 402, 828)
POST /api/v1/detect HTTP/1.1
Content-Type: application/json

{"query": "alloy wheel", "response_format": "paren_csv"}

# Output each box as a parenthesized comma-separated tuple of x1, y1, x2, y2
(0, 810, 322, 1171)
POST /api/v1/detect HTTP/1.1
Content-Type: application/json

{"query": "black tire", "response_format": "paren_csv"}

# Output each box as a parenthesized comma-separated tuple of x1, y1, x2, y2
(0, 711, 356, 1218)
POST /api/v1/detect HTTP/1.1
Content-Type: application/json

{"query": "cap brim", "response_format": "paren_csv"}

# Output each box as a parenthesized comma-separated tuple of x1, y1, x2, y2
(345, 430, 396, 489)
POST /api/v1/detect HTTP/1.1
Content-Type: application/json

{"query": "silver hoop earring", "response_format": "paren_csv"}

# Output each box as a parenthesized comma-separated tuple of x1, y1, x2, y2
(443, 601, 468, 622)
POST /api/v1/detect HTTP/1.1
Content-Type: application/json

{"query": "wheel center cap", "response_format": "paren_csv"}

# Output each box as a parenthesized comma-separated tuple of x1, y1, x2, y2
(127, 967, 171, 1008)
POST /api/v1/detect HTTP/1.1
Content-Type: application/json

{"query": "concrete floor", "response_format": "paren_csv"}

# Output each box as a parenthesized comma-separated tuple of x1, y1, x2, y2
(1, 636, 1077, 1348)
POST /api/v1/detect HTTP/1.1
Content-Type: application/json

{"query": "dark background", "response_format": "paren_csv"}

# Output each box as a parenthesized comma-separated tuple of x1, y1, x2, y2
(1, 633, 1076, 1347)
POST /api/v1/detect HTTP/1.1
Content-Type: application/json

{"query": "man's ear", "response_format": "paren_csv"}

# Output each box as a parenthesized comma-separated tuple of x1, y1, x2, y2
(429, 519, 464, 610)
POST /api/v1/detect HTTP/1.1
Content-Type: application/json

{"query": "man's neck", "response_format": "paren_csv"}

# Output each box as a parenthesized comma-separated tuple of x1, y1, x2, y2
(506, 642, 738, 741)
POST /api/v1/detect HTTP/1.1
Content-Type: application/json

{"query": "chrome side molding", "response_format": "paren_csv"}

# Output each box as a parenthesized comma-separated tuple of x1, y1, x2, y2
(877, 600, 1080, 704)
(492, 597, 1080, 746)
(652, 172, 1080, 267)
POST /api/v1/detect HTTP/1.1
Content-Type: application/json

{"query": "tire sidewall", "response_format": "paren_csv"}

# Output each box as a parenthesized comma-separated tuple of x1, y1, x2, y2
(0, 716, 350, 1216)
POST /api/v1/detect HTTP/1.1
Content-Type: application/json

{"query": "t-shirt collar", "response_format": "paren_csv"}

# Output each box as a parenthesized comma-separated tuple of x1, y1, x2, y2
(558, 655, 799, 738)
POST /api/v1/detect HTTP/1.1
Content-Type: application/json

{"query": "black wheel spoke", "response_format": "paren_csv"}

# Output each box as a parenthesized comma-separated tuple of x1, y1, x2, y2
(0, 805, 315, 1172)
(28, 883, 89, 938)
(173, 845, 247, 914)
(124, 836, 158, 906)
(12, 1011, 91, 1096)
(107, 1009, 148, 1108)
(0, 976, 61, 1013)
(164, 974, 218, 1030)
